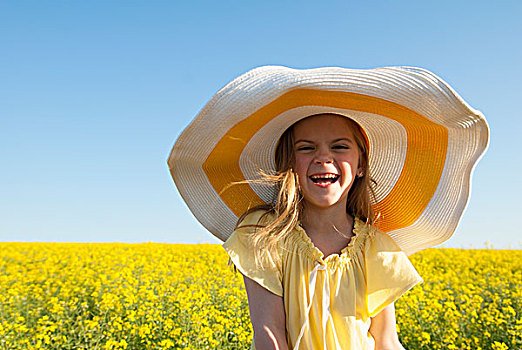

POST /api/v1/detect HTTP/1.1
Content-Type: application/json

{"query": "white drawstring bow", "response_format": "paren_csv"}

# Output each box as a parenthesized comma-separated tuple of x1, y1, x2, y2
(293, 262, 342, 350)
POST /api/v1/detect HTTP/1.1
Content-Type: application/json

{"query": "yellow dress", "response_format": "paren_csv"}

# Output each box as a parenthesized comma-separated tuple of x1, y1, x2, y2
(223, 210, 423, 350)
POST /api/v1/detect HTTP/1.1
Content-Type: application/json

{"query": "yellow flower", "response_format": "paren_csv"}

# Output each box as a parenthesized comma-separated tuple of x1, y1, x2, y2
(1, 243, 519, 349)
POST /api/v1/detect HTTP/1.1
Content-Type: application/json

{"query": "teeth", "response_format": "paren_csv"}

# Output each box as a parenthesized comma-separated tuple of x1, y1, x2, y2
(310, 174, 338, 179)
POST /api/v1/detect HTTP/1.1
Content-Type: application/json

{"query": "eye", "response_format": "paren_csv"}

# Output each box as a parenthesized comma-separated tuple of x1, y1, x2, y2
(332, 144, 350, 150)
(296, 146, 314, 151)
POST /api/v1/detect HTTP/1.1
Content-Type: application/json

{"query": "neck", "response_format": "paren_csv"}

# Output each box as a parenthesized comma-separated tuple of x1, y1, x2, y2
(300, 202, 354, 236)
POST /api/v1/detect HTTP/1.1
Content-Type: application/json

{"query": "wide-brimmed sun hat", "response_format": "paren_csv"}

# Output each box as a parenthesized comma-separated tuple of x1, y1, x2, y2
(168, 65, 489, 255)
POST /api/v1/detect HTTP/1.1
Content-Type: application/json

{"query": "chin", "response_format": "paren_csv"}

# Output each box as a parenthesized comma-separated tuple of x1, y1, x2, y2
(305, 198, 345, 210)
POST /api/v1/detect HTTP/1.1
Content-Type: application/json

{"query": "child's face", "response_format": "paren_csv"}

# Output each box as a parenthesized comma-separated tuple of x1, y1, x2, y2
(293, 114, 361, 211)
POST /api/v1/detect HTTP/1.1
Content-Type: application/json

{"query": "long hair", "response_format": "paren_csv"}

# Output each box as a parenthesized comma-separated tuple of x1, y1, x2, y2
(236, 114, 376, 265)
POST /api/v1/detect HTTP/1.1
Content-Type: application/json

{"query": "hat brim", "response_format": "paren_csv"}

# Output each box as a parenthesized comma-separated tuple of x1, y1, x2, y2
(168, 66, 489, 255)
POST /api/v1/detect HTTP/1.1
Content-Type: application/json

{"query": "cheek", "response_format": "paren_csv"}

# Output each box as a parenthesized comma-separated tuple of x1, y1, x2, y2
(293, 157, 309, 179)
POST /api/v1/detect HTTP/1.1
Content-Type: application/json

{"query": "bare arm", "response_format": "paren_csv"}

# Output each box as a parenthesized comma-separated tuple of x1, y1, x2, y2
(369, 303, 405, 350)
(243, 275, 288, 350)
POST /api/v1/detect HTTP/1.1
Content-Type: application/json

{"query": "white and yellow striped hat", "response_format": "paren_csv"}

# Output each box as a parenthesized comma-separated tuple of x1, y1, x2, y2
(168, 65, 489, 255)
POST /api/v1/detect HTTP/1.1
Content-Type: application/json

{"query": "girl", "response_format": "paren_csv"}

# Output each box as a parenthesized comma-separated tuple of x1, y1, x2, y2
(224, 113, 421, 350)
(168, 66, 489, 350)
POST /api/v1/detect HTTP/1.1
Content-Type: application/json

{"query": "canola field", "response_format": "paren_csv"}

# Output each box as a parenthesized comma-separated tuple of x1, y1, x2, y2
(0, 243, 520, 350)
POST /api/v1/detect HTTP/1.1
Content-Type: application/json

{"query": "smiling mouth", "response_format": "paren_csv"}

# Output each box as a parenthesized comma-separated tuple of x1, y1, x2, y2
(309, 173, 340, 186)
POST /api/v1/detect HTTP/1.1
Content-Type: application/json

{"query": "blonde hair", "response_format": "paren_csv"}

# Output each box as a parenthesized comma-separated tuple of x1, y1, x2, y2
(236, 114, 376, 265)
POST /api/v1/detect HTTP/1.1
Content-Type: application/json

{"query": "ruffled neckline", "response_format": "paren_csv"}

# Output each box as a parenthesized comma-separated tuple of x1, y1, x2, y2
(291, 217, 368, 265)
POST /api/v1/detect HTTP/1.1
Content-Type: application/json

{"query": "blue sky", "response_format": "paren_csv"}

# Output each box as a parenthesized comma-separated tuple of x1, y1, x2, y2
(1, 1, 521, 248)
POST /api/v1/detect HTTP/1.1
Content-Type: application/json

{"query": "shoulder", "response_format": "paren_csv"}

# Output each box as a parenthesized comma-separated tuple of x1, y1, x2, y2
(356, 219, 403, 254)
(226, 208, 275, 247)
(236, 207, 275, 230)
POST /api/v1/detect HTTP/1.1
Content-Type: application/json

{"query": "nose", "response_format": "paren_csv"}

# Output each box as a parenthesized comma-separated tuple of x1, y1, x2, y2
(314, 147, 333, 164)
